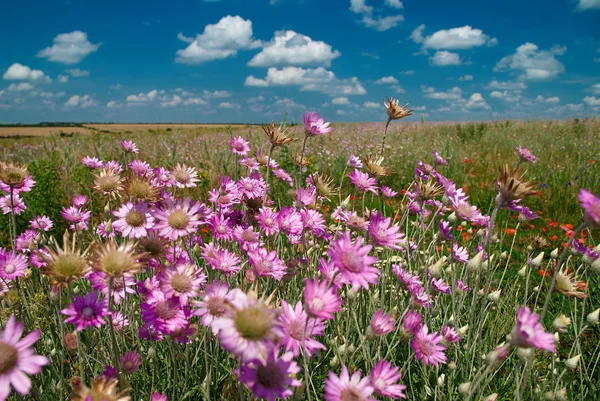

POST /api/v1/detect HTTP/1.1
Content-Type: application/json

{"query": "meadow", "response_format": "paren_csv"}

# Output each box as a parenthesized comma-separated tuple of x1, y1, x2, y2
(0, 103, 599, 401)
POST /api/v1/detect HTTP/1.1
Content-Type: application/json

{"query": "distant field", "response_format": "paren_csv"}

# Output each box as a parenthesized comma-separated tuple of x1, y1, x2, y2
(0, 123, 258, 137)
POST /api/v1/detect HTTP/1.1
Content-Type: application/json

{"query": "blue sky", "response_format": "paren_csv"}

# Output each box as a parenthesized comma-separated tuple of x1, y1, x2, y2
(0, 0, 599, 123)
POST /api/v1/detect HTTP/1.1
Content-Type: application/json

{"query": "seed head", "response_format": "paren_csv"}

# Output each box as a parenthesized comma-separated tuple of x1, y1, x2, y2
(262, 120, 296, 147)
(496, 165, 537, 202)
(0, 162, 29, 187)
(384, 97, 413, 121)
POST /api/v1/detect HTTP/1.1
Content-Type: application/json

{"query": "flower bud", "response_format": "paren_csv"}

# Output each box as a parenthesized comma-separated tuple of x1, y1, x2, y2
(448, 212, 456, 222)
(517, 347, 534, 363)
(467, 251, 484, 272)
(517, 265, 527, 277)
(437, 373, 445, 387)
(457, 325, 469, 337)
(530, 252, 544, 268)
(591, 258, 600, 274)
(565, 355, 580, 370)
(329, 355, 339, 368)
(458, 382, 471, 396)
(484, 394, 499, 401)
(550, 248, 559, 259)
(587, 308, 600, 325)
(428, 257, 446, 278)
(500, 251, 507, 260)
(552, 315, 571, 333)
(487, 290, 501, 303)
(148, 347, 156, 359)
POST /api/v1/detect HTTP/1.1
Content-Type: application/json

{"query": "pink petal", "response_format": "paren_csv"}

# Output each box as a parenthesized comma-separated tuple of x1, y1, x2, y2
(16, 330, 40, 351)
(10, 370, 31, 395)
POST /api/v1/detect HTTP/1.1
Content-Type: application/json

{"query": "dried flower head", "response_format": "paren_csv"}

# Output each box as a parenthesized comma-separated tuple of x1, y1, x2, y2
(70, 376, 130, 401)
(531, 235, 549, 250)
(262, 121, 296, 147)
(125, 176, 159, 202)
(384, 97, 413, 121)
(291, 153, 310, 169)
(0, 162, 29, 187)
(496, 165, 537, 201)
(39, 231, 90, 287)
(310, 173, 337, 199)
(363, 154, 392, 177)
(92, 240, 144, 277)
(555, 269, 588, 299)
(415, 179, 444, 201)
(136, 232, 168, 261)
(93, 168, 124, 198)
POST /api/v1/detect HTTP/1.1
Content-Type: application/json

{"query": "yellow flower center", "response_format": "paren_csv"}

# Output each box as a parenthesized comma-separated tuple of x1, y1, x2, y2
(234, 306, 272, 340)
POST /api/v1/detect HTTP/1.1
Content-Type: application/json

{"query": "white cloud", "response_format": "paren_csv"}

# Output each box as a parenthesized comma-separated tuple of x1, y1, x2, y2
(3, 63, 50, 82)
(374, 76, 398, 84)
(423, 86, 463, 100)
(490, 90, 521, 102)
(65, 94, 97, 108)
(66, 68, 90, 77)
(384, 0, 403, 8)
(391, 84, 406, 93)
(202, 90, 231, 98)
(412, 25, 496, 49)
(110, 84, 122, 90)
(37, 31, 100, 64)
(430, 51, 461, 66)
(247, 95, 265, 103)
(413, 105, 427, 111)
(219, 102, 239, 109)
(576, 0, 600, 10)
(465, 93, 490, 110)
(363, 101, 380, 108)
(494, 43, 565, 81)
(547, 103, 584, 114)
(57, 75, 69, 83)
(39, 91, 66, 98)
(587, 83, 600, 95)
(485, 80, 527, 90)
(536, 95, 560, 104)
(248, 30, 340, 67)
(399, 70, 415, 75)
(7, 82, 34, 92)
(183, 97, 208, 106)
(349, 0, 404, 31)
(126, 90, 160, 103)
(584, 96, 600, 106)
(160, 95, 182, 107)
(107, 101, 120, 108)
(176, 16, 261, 64)
(458, 74, 473, 81)
(332, 97, 350, 105)
(245, 66, 367, 96)
(336, 110, 346, 116)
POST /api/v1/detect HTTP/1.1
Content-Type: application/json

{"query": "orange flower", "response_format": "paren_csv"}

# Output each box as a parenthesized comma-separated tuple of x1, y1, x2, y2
(565, 223, 574, 230)
(549, 235, 558, 241)
(548, 220, 558, 228)
(464, 159, 471, 164)
(538, 269, 550, 278)
(505, 228, 516, 235)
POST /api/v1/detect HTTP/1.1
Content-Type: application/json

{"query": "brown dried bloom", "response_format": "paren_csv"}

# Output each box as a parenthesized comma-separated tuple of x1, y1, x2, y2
(125, 176, 159, 202)
(291, 153, 310, 169)
(136, 232, 168, 261)
(415, 179, 444, 201)
(555, 269, 588, 299)
(363, 154, 392, 177)
(92, 240, 144, 277)
(496, 165, 537, 201)
(531, 235, 549, 250)
(93, 168, 124, 198)
(310, 172, 337, 199)
(262, 120, 296, 147)
(39, 231, 90, 288)
(0, 162, 29, 187)
(70, 376, 130, 401)
(384, 97, 413, 121)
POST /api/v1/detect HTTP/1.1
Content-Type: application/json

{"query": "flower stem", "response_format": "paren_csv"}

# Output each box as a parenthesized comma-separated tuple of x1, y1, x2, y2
(298, 134, 308, 187)
(379, 119, 391, 158)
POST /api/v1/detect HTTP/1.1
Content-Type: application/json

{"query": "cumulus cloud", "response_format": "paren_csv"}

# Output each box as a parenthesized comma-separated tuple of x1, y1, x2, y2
(374, 76, 398, 84)
(494, 43, 566, 81)
(411, 25, 496, 49)
(587, 83, 600, 95)
(3, 63, 50, 82)
(244, 66, 367, 96)
(584, 96, 600, 106)
(458, 74, 473, 81)
(176, 16, 261, 64)
(349, 0, 404, 31)
(126, 90, 161, 103)
(39, 91, 66, 98)
(248, 30, 340, 67)
(183, 97, 208, 106)
(490, 90, 521, 102)
(66, 68, 90, 77)
(536, 95, 560, 104)
(65, 94, 97, 108)
(399, 70, 415, 75)
(57, 75, 69, 83)
(202, 90, 231, 98)
(37, 31, 100, 64)
(7, 82, 34, 92)
(547, 103, 584, 114)
(363, 101, 380, 108)
(332, 97, 351, 105)
(219, 102, 239, 109)
(422, 86, 463, 100)
(485, 80, 527, 90)
(465, 93, 490, 110)
(576, 0, 600, 10)
(160, 95, 182, 108)
(430, 51, 462, 66)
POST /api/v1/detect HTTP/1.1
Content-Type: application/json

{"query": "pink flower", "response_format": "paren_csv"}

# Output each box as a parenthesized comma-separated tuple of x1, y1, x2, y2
(192, 281, 231, 335)
(0, 251, 28, 281)
(151, 392, 168, 401)
(393, 265, 422, 289)
(401, 310, 422, 336)
(411, 325, 447, 366)
(441, 325, 461, 344)
(578, 189, 600, 229)
(140, 290, 188, 335)
(381, 186, 398, 198)
(257, 208, 280, 236)
(348, 169, 378, 194)
(121, 140, 139, 153)
(82, 156, 103, 169)
(324, 366, 376, 401)
(119, 351, 141, 374)
(370, 360, 406, 399)
(112, 202, 155, 239)
(230, 136, 251, 155)
(370, 310, 394, 336)
(280, 301, 326, 358)
(432, 150, 448, 166)
(510, 307, 556, 352)
(61, 292, 110, 331)
(248, 248, 287, 281)
(348, 154, 363, 168)
(89, 272, 136, 305)
(239, 350, 301, 401)
(368, 212, 404, 250)
(303, 112, 332, 137)
(153, 198, 209, 240)
(304, 278, 343, 320)
(430, 278, 451, 294)
(516, 146, 536, 163)
(0, 315, 49, 400)
(158, 263, 206, 305)
(327, 231, 379, 292)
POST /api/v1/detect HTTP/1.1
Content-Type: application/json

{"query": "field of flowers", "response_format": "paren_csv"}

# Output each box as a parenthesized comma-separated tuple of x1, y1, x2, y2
(0, 100, 599, 401)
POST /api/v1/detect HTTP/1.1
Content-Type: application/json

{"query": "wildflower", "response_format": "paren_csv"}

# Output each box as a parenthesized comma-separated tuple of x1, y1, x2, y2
(192, 281, 230, 334)
(93, 168, 124, 198)
(348, 169, 378, 194)
(62, 292, 110, 331)
(327, 231, 379, 292)
(230, 136, 251, 155)
(408, 284, 433, 308)
(496, 165, 537, 202)
(411, 325, 448, 366)
(208, 248, 242, 276)
(39, 232, 90, 287)
(415, 179, 443, 202)
(368, 212, 404, 250)
(467, 250, 485, 272)
(248, 248, 287, 281)
(112, 202, 155, 239)
(30, 215, 53, 232)
(324, 366, 375, 401)
(487, 290, 502, 302)
(70, 376, 130, 401)
(171, 163, 199, 188)
(510, 307, 556, 352)
(257, 207, 280, 236)
(369, 360, 406, 399)
(212, 289, 283, 363)
(120, 351, 141, 374)
(456, 280, 469, 292)
(140, 290, 188, 335)
(153, 198, 209, 240)
(151, 393, 168, 401)
(393, 265, 422, 289)
(89, 272, 136, 305)
(362, 154, 392, 177)
(82, 156, 103, 169)
(432, 150, 448, 166)
(310, 172, 337, 198)
(438, 220, 455, 241)
(441, 325, 461, 344)
(239, 350, 301, 401)
(384, 97, 413, 121)
(369, 310, 395, 336)
(0, 315, 49, 400)
(348, 154, 363, 168)
(128, 159, 152, 176)
(126, 176, 160, 202)
(516, 147, 536, 164)
(121, 140, 139, 153)
(92, 240, 143, 278)
(0, 162, 29, 189)
(401, 310, 422, 336)
(159, 263, 206, 305)
(381, 186, 398, 198)
(0, 251, 28, 281)
(304, 278, 343, 320)
(554, 269, 587, 298)
(280, 301, 326, 358)
(451, 243, 469, 263)
(578, 189, 600, 229)
(303, 112, 332, 137)
(262, 120, 296, 147)
(587, 309, 600, 325)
